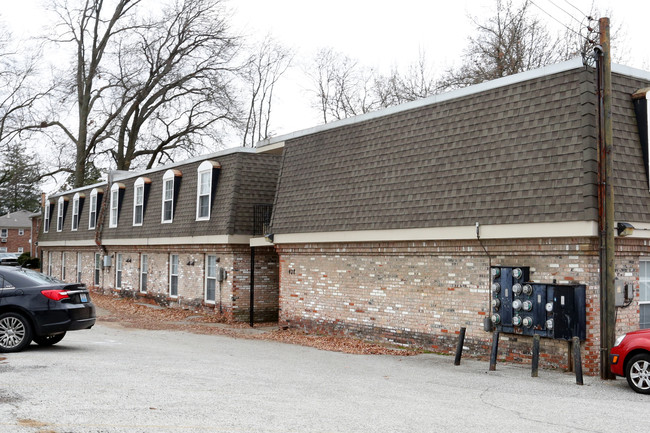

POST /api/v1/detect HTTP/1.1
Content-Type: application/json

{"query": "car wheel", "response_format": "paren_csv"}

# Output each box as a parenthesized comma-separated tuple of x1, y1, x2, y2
(32, 332, 66, 347)
(0, 312, 33, 353)
(625, 353, 650, 394)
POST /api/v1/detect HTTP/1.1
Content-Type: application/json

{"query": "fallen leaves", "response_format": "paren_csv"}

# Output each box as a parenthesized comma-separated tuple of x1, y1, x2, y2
(92, 292, 420, 356)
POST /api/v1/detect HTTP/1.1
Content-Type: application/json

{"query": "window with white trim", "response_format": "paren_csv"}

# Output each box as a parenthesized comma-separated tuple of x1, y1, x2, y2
(61, 252, 67, 280)
(94, 253, 101, 286)
(140, 254, 148, 293)
(162, 170, 176, 223)
(133, 178, 145, 226)
(77, 252, 82, 283)
(0, 228, 7, 238)
(196, 161, 214, 220)
(205, 255, 217, 303)
(56, 197, 65, 232)
(72, 193, 80, 231)
(169, 254, 179, 297)
(17, 247, 23, 253)
(18, 229, 24, 236)
(44, 200, 51, 233)
(48, 251, 53, 276)
(115, 253, 123, 289)
(89, 189, 98, 230)
(109, 183, 121, 228)
(640, 261, 650, 329)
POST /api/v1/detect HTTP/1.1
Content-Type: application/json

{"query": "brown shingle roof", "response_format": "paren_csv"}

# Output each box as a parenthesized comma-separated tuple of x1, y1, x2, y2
(39, 149, 281, 243)
(269, 65, 650, 235)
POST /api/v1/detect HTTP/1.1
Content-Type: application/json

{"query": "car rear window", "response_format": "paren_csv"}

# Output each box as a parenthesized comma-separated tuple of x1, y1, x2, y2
(0, 268, 64, 288)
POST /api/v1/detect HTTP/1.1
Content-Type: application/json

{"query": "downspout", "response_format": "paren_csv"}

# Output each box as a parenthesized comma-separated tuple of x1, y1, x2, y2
(250, 247, 255, 327)
(476, 222, 493, 330)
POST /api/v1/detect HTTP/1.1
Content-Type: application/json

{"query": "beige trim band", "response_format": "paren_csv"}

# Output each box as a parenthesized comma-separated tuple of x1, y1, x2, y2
(39, 234, 252, 248)
(272, 221, 601, 244)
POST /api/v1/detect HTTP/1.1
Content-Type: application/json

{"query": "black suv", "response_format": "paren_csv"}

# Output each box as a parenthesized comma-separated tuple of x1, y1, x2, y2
(0, 266, 96, 352)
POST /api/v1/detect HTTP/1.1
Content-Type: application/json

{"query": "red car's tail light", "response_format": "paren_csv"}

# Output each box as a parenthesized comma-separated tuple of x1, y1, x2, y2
(41, 290, 70, 301)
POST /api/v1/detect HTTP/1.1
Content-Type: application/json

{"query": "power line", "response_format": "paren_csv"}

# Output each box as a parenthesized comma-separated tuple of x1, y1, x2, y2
(562, 0, 589, 19)
(545, 0, 584, 26)
(529, 0, 587, 40)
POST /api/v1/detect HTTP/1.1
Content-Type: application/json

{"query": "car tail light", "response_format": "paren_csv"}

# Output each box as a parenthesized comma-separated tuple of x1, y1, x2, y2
(41, 290, 70, 301)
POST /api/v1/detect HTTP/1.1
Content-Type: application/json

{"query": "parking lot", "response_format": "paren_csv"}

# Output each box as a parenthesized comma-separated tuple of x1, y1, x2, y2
(1, 320, 648, 433)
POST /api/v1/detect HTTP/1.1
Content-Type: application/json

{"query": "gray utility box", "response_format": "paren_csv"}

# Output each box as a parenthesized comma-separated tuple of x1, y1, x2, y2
(490, 266, 586, 341)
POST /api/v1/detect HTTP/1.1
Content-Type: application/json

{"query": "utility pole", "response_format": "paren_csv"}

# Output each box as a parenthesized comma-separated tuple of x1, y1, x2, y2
(597, 17, 616, 380)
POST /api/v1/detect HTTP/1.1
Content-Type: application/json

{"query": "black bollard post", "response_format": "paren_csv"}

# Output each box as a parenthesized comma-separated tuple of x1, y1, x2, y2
(489, 331, 499, 371)
(532, 334, 540, 378)
(454, 327, 466, 366)
(573, 336, 584, 385)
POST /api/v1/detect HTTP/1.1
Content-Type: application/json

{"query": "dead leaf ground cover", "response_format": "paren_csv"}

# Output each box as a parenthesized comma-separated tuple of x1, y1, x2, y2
(92, 292, 420, 356)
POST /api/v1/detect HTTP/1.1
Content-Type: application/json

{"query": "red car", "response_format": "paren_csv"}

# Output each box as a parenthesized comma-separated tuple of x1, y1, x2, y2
(610, 329, 650, 394)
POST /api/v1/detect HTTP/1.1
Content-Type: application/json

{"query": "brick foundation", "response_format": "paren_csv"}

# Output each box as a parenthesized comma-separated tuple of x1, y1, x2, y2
(41, 244, 279, 323)
(276, 237, 650, 375)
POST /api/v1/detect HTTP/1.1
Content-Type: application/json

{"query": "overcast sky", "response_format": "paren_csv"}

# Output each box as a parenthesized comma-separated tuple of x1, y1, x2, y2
(2, 0, 650, 138)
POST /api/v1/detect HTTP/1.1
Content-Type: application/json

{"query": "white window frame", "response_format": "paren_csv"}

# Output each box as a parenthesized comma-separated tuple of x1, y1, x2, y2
(140, 254, 148, 293)
(18, 229, 24, 236)
(169, 253, 179, 297)
(115, 253, 123, 289)
(44, 199, 51, 233)
(109, 183, 120, 228)
(48, 251, 53, 276)
(162, 170, 176, 223)
(133, 177, 145, 226)
(89, 189, 98, 230)
(196, 161, 215, 221)
(61, 252, 66, 280)
(205, 254, 217, 304)
(56, 197, 65, 232)
(77, 252, 82, 283)
(72, 193, 80, 231)
(640, 261, 650, 329)
(17, 247, 23, 253)
(0, 228, 7, 238)
(94, 253, 101, 286)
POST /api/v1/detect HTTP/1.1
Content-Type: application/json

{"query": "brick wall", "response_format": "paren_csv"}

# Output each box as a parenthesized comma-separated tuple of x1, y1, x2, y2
(0, 228, 31, 254)
(276, 237, 650, 375)
(41, 243, 280, 323)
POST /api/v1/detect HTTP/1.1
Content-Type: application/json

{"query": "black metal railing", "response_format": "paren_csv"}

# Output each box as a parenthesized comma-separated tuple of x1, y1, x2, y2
(253, 204, 273, 236)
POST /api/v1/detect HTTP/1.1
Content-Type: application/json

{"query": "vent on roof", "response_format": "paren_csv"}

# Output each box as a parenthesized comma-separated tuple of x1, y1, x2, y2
(633, 87, 650, 190)
(253, 204, 273, 236)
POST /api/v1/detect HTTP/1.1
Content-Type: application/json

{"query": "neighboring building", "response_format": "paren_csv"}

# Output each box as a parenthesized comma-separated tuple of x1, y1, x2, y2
(29, 211, 42, 259)
(0, 210, 33, 255)
(255, 58, 650, 375)
(38, 148, 282, 322)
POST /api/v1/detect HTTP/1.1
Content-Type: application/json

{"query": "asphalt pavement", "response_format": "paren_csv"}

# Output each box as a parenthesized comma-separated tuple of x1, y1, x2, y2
(0, 321, 647, 433)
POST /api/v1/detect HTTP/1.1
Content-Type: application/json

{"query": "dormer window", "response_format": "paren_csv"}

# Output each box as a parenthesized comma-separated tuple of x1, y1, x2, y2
(109, 183, 125, 228)
(133, 177, 151, 226)
(56, 196, 67, 232)
(196, 160, 220, 221)
(43, 199, 53, 233)
(162, 169, 181, 223)
(72, 192, 84, 231)
(88, 188, 103, 230)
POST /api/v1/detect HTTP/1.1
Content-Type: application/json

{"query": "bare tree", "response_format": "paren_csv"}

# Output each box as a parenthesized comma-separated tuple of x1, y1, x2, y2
(306, 48, 379, 123)
(0, 25, 50, 150)
(35, 0, 143, 188)
(112, 0, 241, 170)
(374, 51, 438, 107)
(34, 0, 245, 185)
(438, 0, 564, 90)
(240, 35, 292, 147)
